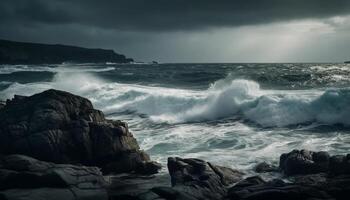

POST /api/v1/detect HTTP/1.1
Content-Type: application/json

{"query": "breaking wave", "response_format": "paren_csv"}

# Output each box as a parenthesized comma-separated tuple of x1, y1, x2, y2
(1, 72, 350, 127)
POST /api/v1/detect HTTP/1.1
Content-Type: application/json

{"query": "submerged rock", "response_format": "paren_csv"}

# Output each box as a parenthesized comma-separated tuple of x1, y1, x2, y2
(0, 89, 160, 174)
(0, 154, 108, 200)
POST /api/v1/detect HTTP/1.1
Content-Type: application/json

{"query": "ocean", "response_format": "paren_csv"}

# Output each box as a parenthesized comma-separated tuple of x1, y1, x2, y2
(1, 63, 350, 175)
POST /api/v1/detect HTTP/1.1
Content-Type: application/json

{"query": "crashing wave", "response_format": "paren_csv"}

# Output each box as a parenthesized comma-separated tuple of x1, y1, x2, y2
(1, 72, 350, 127)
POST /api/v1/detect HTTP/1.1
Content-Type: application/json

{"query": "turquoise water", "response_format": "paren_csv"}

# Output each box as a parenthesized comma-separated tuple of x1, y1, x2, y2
(1, 63, 350, 174)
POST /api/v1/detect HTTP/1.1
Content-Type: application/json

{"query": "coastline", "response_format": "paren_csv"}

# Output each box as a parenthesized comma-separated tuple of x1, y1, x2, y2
(0, 89, 349, 200)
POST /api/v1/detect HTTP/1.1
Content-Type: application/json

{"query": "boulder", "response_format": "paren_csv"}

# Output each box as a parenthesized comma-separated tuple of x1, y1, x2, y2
(162, 157, 244, 200)
(0, 154, 108, 200)
(0, 89, 160, 174)
(280, 150, 330, 176)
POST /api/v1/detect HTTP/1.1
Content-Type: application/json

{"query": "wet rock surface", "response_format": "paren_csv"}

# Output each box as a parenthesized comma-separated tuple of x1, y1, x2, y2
(155, 157, 244, 200)
(1, 90, 350, 200)
(0, 89, 160, 175)
(0, 154, 108, 200)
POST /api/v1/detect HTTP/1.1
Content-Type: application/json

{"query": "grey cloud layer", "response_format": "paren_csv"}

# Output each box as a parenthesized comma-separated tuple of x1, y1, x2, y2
(1, 0, 350, 31)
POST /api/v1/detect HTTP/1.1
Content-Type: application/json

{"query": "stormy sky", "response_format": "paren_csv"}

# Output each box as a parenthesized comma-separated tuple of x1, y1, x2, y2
(1, 0, 350, 62)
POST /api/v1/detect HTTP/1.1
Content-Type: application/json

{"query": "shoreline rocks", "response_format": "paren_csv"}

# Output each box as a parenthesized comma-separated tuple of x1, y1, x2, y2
(0, 154, 108, 200)
(280, 149, 350, 176)
(1, 89, 349, 200)
(0, 89, 160, 175)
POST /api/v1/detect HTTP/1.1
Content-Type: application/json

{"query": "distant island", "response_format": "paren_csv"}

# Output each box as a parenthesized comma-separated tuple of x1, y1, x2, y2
(0, 39, 133, 64)
(345, 61, 350, 63)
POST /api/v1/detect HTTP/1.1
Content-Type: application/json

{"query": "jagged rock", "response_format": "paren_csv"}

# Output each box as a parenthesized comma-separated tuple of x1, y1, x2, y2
(0, 89, 160, 174)
(254, 162, 279, 173)
(161, 157, 244, 200)
(0, 154, 108, 200)
(280, 150, 330, 176)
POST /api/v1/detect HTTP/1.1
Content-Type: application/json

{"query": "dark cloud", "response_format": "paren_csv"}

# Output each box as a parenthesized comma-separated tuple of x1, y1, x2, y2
(1, 0, 350, 31)
(1, 0, 350, 62)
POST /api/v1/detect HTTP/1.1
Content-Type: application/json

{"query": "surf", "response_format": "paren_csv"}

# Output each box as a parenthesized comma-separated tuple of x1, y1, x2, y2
(1, 71, 350, 128)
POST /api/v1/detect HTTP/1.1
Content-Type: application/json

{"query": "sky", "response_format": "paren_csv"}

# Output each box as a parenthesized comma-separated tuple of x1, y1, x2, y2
(1, 0, 350, 63)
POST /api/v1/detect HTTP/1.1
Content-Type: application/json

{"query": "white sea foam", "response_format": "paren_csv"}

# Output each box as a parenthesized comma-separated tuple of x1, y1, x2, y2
(1, 72, 349, 127)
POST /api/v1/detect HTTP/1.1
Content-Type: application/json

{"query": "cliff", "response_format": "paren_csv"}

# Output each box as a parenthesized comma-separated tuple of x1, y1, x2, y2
(0, 39, 133, 64)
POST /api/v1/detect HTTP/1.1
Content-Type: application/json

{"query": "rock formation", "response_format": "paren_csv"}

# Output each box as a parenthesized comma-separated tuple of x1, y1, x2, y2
(0, 154, 108, 200)
(1, 89, 350, 200)
(0, 89, 160, 175)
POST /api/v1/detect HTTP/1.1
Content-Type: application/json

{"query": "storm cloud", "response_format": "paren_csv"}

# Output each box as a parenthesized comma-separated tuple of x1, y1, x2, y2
(1, 0, 350, 31)
(1, 0, 350, 62)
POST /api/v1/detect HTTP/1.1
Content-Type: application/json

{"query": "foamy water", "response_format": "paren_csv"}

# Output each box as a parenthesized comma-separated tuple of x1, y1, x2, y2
(1, 63, 350, 174)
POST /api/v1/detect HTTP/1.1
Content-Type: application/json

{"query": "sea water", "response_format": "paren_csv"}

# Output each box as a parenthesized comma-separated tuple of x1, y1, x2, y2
(1, 63, 350, 175)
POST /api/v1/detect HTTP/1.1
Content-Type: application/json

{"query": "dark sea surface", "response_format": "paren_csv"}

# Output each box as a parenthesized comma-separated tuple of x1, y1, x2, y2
(1, 63, 350, 175)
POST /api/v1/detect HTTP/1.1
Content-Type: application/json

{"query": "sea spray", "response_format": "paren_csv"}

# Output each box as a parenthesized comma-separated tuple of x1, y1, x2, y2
(1, 63, 350, 174)
(2, 70, 350, 127)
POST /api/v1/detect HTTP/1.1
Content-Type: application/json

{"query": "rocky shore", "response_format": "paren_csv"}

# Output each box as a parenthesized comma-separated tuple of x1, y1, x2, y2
(0, 39, 133, 64)
(0, 89, 349, 200)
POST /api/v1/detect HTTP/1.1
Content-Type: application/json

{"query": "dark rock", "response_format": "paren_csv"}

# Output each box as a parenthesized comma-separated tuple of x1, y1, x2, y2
(280, 150, 330, 176)
(209, 163, 244, 186)
(0, 39, 133, 64)
(0, 89, 160, 174)
(293, 173, 328, 186)
(227, 176, 333, 200)
(324, 175, 350, 200)
(329, 154, 350, 175)
(166, 157, 243, 200)
(108, 173, 170, 200)
(254, 162, 279, 173)
(152, 187, 197, 200)
(0, 154, 108, 200)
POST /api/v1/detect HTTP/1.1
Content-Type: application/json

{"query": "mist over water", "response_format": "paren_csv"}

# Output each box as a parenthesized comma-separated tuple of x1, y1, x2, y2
(1, 63, 350, 174)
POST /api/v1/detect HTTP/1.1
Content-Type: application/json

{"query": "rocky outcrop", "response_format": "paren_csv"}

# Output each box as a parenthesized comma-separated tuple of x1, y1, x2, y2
(0, 39, 133, 64)
(280, 149, 330, 175)
(106, 157, 244, 200)
(280, 149, 350, 176)
(150, 157, 244, 200)
(224, 149, 349, 200)
(0, 89, 160, 174)
(0, 154, 108, 200)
